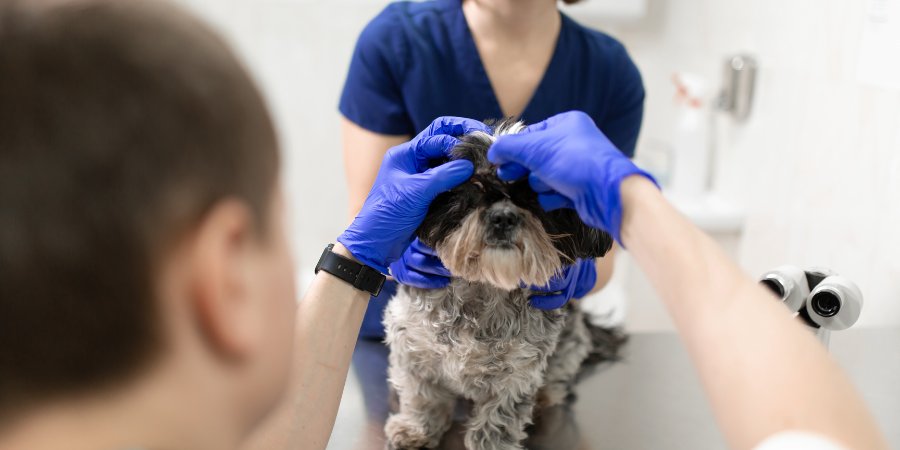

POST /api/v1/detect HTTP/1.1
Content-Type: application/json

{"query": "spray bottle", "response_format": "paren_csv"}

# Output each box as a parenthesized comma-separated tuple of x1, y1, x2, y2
(668, 73, 710, 197)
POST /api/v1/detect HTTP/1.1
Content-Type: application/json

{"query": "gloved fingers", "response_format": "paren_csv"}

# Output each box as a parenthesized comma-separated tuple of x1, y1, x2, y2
(518, 110, 592, 135)
(531, 264, 575, 293)
(390, 262, 451, 289)
(410, 135, 461, 171)
(572, 258, 599, 299)
(409, 238, 440, 257)
(538, 193, 575, 211)
(398, 268, 452, 289)
(528, 292, 569, 310)
(414, 160, 475, 199)
(531, 277, 565, 293)
(423, 116, 492, 139)
(490, 111, 598, 168)
(402, 247, 451, 277)
(487, 132, 547, 169)
(496, 162, 529, 181)
(528, 173, 555, 193)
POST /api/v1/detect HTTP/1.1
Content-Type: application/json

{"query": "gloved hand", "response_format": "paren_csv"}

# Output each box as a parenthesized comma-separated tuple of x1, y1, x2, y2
(529, 259, 598, 309)
(391, 239, 597, 310)
(389, 238, 452, 289)
(487, 111, 657, 244)
(338, 117, 488, 273)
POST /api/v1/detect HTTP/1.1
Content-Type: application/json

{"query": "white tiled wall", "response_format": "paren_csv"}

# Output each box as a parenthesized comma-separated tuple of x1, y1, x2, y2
(176, 0, 900, 328)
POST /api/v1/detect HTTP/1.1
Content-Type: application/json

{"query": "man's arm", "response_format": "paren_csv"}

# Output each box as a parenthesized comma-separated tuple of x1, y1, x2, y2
(242, 244, 368, 450)
(619, 177, 886, 450)
(245, 116, 482, 450)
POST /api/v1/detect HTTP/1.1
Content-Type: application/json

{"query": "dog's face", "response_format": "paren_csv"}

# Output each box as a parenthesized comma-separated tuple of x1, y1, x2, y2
(417, 120, 613, 291)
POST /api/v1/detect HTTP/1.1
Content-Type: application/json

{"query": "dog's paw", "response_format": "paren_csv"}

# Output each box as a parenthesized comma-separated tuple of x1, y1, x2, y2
(385, 414, 440, 449)
(464, 428, 525, 450)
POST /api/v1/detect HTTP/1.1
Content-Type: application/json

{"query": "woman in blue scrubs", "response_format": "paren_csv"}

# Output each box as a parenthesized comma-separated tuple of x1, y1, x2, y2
(340, 0, 645, 338)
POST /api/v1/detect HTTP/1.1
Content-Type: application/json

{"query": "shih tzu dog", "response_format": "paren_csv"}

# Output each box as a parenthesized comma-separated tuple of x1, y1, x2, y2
(383, 119, 623, 450)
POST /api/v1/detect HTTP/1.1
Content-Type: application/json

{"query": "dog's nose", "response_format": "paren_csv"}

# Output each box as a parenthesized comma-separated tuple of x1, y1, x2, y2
(488, 209, 521, 234)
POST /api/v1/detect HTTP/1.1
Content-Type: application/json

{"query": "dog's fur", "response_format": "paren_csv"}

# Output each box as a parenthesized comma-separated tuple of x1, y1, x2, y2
(384, 119, 618, 449)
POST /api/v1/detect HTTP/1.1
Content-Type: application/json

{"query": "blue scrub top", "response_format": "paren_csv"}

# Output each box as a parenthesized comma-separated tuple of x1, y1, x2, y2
(339, 0, 645, 338)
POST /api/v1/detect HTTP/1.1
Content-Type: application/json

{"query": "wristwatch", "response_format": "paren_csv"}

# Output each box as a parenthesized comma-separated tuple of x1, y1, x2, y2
(314, 244, 385, 297)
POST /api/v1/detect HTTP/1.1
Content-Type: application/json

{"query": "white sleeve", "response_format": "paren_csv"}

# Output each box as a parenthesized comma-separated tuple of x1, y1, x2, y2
(754, 431, 848, 450)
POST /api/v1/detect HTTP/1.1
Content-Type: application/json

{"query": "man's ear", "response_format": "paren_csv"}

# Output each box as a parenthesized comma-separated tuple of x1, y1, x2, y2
(187, 199, 261, 360)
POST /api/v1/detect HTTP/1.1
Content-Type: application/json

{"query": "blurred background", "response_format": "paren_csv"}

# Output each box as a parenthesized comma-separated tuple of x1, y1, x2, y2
(175, 0, 900, 331)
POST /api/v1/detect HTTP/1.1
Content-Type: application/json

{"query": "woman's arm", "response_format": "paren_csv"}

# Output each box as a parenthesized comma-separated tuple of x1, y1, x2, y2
(341, 117, 409, 219)
(619, 177, 887, 450)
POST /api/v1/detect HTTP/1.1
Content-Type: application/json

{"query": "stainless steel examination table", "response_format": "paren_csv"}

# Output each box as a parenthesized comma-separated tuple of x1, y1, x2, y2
(327, 329, 900, 449)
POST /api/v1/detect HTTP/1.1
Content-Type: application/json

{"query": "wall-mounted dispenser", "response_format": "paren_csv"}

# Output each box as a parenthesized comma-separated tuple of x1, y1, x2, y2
(716, 54, 758, 122)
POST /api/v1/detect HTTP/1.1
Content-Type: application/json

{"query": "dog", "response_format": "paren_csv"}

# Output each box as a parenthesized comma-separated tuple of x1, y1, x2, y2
(383, 119, 622, 450)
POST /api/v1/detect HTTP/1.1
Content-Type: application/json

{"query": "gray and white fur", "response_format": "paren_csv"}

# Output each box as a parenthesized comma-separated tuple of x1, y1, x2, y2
(384, 119, 619, 450)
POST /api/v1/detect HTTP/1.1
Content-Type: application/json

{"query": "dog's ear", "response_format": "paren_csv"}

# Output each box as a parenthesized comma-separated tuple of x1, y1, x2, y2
(574, 225, 614, 259)
(549, 209, 614, 259)
(417, 191, 453, 249)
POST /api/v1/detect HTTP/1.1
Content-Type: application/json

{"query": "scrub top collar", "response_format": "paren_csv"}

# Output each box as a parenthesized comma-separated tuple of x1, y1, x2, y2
(445, 0, 570, 120)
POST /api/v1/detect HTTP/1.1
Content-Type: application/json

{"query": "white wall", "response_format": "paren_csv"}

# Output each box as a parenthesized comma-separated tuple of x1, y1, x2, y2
(593, 0, 900, 328)
(176, 0, 900, 328)
(175, 0, 381, 283)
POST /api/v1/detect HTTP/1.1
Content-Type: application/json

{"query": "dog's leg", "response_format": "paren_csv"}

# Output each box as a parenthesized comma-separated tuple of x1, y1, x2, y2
(385, 369, 455, 450)
(537, 307, 592, 407)
(464, 389, 537, 450)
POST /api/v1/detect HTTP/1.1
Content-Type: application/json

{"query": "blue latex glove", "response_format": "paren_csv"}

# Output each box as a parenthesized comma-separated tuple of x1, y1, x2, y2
(338, 117, 487, 273)
(487, 111, 658, 244)
(391, 240, 597, 310)
(389, 238, 452, 289)
(529, 259, 598, 309)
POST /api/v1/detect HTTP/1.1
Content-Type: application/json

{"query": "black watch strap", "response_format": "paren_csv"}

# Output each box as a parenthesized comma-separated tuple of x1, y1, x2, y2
(315, 244, 385, 297)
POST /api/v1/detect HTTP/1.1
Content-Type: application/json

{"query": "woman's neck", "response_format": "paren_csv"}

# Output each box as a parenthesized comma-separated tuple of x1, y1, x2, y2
(462, 0, 560, 43)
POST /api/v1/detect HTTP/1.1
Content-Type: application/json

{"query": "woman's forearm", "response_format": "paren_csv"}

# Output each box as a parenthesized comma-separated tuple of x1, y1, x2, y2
(619, 177, 887, 450)
(243, 243, 369, 450)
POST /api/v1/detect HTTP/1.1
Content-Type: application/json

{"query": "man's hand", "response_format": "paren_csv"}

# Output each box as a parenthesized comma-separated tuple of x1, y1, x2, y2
(487, 111, 656, 244)
(338, 117, 488, 273)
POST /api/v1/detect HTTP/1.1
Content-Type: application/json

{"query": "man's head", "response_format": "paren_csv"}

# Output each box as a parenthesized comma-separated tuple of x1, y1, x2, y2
(0, 0, 295, 431)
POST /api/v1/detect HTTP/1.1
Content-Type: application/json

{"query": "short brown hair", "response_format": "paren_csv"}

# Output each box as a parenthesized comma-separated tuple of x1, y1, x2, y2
(0, 0, 279, 410)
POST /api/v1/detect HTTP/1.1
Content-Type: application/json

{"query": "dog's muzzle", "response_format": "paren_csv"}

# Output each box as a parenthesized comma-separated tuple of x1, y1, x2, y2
(484, 203, 521, 246)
